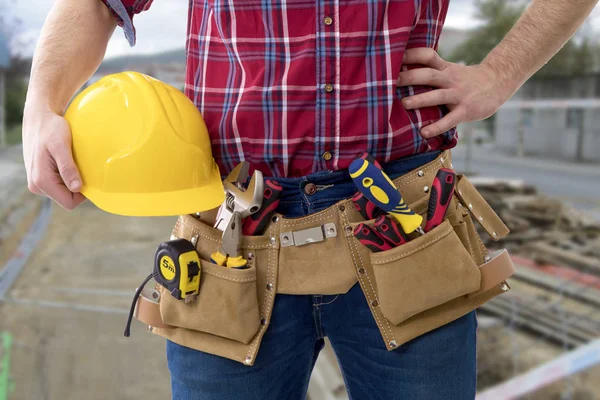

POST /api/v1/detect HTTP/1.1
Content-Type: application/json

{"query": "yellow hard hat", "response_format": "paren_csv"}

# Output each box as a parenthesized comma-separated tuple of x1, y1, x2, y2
(64, 71, 224, 216)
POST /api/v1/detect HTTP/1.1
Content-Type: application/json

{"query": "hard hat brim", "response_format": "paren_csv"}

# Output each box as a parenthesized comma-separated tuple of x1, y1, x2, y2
(81, 177, 225, 217)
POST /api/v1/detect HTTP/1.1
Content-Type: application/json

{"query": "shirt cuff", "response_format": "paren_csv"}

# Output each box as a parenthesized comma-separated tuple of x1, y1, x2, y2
(100, 0, 153, 46)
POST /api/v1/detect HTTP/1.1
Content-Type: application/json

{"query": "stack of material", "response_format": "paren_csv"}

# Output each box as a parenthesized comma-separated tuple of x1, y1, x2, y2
(471, 177, 600, 349)
(469, 177, 600, 275)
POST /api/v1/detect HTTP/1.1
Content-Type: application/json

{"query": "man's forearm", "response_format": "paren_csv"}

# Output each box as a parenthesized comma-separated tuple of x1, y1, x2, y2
(26, 0, 117, 115)
(482, 0, 599, 99)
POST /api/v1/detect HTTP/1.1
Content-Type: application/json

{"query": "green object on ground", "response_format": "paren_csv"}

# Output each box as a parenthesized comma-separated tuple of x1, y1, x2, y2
(0, 332, 12, 400)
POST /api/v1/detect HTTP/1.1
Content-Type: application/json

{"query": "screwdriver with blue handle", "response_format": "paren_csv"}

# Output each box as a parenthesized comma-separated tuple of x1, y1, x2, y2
(355, 152, 382, 169)
(349, 155, 425, 235)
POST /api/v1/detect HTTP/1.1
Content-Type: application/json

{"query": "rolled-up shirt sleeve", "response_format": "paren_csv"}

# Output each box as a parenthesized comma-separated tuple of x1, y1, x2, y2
(100, 0, 154, 46)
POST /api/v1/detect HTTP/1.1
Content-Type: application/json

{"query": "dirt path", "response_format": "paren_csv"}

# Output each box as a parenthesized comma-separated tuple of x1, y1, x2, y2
(0, 201, 176, 400)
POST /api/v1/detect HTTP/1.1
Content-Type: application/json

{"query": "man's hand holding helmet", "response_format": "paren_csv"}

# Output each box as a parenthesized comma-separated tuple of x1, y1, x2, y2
(22, 105, 86, 211)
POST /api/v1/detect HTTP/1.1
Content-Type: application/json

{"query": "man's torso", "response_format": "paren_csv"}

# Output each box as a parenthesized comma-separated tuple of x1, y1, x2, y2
(185, 0, 457, 177)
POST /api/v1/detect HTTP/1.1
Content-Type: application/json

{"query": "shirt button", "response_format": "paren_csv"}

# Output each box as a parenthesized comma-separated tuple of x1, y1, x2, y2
(304, 183, 317, 196)
(322, 151, 332, 161)
(324, 84, 334, 93)
(324, 16, 333, 26)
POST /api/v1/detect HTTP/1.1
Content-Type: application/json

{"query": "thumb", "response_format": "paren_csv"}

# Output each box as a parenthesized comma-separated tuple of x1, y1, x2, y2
(51, 140, 82, 192)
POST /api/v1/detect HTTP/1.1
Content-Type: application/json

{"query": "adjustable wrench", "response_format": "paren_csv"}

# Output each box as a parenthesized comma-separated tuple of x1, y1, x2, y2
(214, 162, 264, 232)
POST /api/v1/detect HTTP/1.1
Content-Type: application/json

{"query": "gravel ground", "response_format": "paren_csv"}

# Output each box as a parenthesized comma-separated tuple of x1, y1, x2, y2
(1, 199, 176, 400)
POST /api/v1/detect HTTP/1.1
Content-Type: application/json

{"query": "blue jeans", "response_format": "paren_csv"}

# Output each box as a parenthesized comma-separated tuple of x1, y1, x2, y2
(167, 151, 477, 400)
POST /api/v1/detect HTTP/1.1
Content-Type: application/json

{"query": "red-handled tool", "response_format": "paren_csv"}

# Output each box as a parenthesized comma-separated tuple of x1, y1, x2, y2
(424, 168, 456, 232)
(351, 192, 384, 220)
(242, 180, 283, 235)
(353, 223, 393, 252)
(374, 215, 409, 247)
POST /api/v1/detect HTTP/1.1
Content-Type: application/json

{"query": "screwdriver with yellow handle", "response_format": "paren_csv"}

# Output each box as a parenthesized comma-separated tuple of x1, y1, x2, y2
(349, 155, 425, 235)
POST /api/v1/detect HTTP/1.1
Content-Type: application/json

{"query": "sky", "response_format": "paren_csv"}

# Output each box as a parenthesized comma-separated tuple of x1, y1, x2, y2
(4, 0, 600, 59)
(5, 0, 477, 58)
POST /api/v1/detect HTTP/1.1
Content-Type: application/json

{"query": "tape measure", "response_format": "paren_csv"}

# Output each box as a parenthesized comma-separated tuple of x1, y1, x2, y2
(153, 239, 201, 301)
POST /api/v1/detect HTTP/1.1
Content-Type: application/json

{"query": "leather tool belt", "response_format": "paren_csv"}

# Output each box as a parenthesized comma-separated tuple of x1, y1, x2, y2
(134, 150, 516, 366)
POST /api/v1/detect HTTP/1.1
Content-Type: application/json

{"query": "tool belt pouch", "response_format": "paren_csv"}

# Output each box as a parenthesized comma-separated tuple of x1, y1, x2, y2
(361, 169, 515, 335)
(157, 260, 261, 344)
(370, 219, 481, 325)
(140, 151, 515, 363)
(146, 215, 278, 366)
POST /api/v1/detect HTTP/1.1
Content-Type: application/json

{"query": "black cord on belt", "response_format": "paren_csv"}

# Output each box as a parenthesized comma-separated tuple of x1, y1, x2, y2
(124, 273, 154, 338)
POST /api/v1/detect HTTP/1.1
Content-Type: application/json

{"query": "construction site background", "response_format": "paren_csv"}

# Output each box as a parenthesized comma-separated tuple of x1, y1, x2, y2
(2, 1, 600, 399)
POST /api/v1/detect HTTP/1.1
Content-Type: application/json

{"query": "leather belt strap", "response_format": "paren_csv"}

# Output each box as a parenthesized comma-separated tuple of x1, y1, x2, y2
(134, 287, 173, 329)
(134, 242, 516, 332)
(455, 174, 510, 241)
(181, 152, 508, 241)
(133, 150, 515, 330)
(472, 249, 515, 295)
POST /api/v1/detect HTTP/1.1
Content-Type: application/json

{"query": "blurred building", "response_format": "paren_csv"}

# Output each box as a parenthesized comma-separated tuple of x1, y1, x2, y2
(0, 31, 10, 148)
(438, 27, 471, 58)
(496, 75, 600, 162)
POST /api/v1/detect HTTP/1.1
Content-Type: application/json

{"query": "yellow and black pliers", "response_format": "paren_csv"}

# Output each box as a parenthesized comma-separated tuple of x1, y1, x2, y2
(210, 210, 248, 269)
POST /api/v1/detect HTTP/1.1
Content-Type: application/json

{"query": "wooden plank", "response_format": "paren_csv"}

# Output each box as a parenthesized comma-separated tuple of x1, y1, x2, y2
(489, 295, 600, 339)
(476, 315, 502, 330)
(523, 242, 600, 275)
(480, 303, 584, 348)
(486, 297, 595, 342)
(494, 290, 600, 331)
(511, 262, 600, 308)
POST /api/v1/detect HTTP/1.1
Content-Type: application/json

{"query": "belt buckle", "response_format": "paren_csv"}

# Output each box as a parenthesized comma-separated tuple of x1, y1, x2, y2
(280, 223, 338, 247)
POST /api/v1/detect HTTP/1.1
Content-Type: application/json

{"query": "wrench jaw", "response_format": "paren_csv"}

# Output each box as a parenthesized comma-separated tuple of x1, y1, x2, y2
(239, 170, 264, 218)
(226, 161, 251, 185)
(214, 162, 265, 232)
(212, 161, 264, 269)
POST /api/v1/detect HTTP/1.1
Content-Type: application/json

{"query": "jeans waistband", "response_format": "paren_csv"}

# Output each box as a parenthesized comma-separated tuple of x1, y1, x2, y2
(268, 151, 441, 218)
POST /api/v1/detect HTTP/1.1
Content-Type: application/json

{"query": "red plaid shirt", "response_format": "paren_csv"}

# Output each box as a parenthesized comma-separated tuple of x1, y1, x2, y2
(102, 0, 456, 177)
